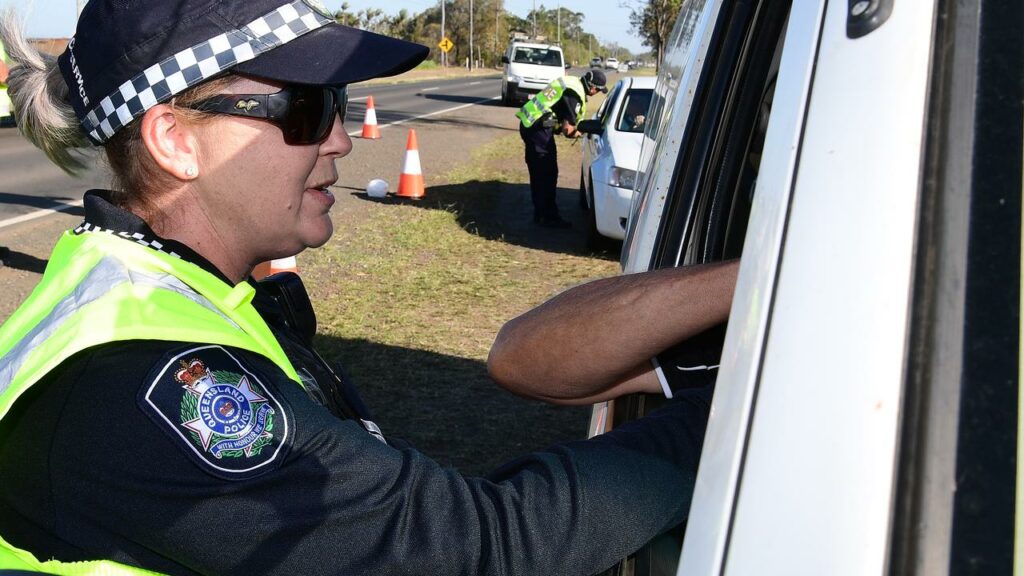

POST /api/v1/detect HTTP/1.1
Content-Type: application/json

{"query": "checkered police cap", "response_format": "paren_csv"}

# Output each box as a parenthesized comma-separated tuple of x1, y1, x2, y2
(57, 0, 428, 145)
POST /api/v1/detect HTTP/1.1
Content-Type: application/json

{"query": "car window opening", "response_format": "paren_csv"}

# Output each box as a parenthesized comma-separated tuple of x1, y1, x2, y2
(689, 6, 791, 265)
(599, 2, 793, 574)
(617, 89, 654, 134)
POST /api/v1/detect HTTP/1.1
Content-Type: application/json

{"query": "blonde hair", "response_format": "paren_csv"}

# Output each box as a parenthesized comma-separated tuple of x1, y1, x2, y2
(0, 10, 90, 175)
(0, 9, 236, 207)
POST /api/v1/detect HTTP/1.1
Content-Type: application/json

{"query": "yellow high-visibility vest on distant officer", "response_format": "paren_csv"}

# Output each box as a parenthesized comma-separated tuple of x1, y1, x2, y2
(516, 76, 587, 129)
(0, 38, 12, 120)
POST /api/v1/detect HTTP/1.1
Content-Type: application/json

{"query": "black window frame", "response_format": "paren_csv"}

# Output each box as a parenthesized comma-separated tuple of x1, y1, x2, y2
(598, 81, 626, 128)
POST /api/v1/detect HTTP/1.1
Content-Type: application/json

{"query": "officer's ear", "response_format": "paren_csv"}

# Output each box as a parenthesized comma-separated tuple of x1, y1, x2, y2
(140, 104, 202, 182)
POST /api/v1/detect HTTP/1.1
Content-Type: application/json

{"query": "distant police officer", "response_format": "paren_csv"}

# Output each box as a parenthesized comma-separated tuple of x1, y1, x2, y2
(0, 37, 12, 125)
(517, 69, 607, 228)
(0, 38, 11, 266)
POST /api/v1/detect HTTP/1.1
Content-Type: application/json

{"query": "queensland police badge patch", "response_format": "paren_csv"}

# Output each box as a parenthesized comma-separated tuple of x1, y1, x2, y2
(141, 345, 291, 479)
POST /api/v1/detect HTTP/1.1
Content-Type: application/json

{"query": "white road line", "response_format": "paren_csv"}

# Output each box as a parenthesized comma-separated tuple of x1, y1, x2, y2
(0, 200, 85, 230)
(1, 98, 499, 229)
(420, 86, 440, 92)
(347, 96, 500, 137)
(349, 96, 369, 102)
(468, 81, 483, 86)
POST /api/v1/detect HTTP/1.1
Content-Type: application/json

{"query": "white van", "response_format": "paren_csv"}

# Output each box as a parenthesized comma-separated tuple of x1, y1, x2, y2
(500, 42, 568, 106)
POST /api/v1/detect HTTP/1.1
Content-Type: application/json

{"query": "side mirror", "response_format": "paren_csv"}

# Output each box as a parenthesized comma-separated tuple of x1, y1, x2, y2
(565, 63, 571, 69)
(577, 119, 604, 136)
(501, 55, 509, 64)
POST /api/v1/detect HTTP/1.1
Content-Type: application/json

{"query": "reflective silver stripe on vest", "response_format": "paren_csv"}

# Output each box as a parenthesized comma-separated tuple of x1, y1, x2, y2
(523, 94, 547, 124)
(522, 78, 568, 126)
(0, 256, 239, 396)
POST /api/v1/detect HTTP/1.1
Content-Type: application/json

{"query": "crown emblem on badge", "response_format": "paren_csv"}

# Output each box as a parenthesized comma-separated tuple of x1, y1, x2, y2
(175, 359, 210, 385)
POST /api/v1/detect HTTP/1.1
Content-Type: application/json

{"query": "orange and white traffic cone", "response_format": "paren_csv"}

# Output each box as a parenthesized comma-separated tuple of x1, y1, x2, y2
(252, 256, 298, 280)
(396, 129, 425, 199)
(361, 95, 381, 139)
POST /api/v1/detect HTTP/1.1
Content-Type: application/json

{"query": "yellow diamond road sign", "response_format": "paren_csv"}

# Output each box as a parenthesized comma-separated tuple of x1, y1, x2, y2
(439, 37, 454, 53)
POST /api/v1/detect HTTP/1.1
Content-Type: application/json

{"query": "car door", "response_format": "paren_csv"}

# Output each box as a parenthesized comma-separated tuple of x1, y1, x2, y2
(591, 0, 794, 573)
(583, 80, 625, 203)
(602, 0, 1022, 574)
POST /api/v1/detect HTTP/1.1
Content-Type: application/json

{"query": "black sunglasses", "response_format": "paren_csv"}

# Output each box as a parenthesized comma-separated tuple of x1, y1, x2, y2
(187, 85, 348, 145)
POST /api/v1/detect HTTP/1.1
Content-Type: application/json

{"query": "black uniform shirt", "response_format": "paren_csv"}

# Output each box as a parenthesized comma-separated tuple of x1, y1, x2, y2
(0, 191, 713, 575)
(551, 89, 583, 127)
(520, 86, 585, 154)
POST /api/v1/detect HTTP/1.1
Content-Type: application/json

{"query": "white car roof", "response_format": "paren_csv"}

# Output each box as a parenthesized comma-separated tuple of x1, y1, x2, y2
(622, 76, 657, 89)
(511, 43, 562, 50)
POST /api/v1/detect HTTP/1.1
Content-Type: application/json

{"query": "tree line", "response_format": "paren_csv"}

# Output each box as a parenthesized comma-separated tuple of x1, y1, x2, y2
(332, 1, 674, 69)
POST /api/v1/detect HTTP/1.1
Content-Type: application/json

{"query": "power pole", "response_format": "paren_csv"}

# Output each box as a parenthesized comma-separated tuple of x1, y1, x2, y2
(469, 0, 474, 70)
(575, 25, 579, 66)
(557, 4, 561, 45)
(532, 0, 536, 38)
(440, 0, 446, 67)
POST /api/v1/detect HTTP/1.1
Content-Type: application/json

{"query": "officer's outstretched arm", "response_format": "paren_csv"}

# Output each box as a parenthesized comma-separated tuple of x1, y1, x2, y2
(561, 119, 580, 138)
(488, 261, 739, 405)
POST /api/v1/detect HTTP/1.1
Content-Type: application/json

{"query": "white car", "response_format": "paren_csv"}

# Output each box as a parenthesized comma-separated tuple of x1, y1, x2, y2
(604, 57, 619, 70)
(592, 0, 1021, 574)
(577, 75, 655, 248)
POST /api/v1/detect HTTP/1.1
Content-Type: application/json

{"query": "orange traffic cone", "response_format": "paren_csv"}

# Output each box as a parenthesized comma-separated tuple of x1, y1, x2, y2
(252, 256, 298, 280)
(396, 129, 425, 199)
(361, 96, 381, 139)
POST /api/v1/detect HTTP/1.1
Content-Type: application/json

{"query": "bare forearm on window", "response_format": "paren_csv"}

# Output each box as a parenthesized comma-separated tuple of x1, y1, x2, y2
(488, 261, 739, 405)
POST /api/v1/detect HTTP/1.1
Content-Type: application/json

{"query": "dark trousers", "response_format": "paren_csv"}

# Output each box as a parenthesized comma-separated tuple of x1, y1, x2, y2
(520, 124, 560, 221)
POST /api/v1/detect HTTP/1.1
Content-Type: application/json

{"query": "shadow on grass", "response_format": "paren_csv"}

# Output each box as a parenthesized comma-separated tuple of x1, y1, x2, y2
(351, 179, 622, 261)
(314, 334, 591, 476)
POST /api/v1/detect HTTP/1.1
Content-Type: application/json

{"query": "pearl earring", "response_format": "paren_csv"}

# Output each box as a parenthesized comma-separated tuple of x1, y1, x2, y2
(185, 167, 198, 178)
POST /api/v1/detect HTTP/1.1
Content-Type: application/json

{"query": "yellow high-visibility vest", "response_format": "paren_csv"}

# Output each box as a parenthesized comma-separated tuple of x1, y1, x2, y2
(0, 230, 303, 575)
(0, 38, 12, 119)
(516, 76, 587, 129)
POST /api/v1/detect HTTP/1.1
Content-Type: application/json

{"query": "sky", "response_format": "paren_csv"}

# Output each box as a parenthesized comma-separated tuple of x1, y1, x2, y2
(0, 0, 646, 53)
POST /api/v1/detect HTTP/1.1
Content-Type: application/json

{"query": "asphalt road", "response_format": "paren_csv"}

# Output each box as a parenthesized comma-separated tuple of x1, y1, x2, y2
(0, 73, 504, 226)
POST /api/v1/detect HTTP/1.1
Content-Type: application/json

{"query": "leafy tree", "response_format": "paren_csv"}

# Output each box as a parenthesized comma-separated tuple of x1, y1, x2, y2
(333, 2, 359, 27)
(332, 0, 620, 70)
(628, 0, 683, 69)
(358, 8, 388, 34)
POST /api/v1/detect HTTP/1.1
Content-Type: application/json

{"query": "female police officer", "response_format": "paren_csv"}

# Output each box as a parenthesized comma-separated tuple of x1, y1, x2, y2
(0, 1, 713, 574)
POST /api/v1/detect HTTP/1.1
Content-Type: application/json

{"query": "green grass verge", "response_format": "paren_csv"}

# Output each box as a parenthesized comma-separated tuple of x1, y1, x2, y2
(304, 134, 618, 474)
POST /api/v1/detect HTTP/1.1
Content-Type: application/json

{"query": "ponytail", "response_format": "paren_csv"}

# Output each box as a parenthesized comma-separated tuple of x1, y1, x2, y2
(0, 10, 92, 175)
(1, 9, 237, 209)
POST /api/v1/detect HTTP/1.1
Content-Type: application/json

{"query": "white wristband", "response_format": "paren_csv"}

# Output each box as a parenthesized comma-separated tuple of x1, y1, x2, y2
(650, 356, 673, 399)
